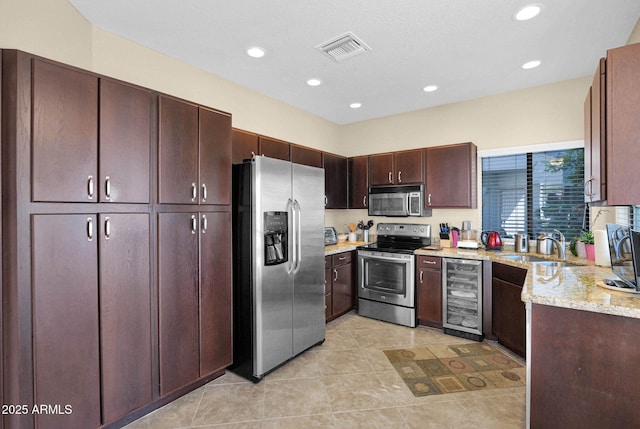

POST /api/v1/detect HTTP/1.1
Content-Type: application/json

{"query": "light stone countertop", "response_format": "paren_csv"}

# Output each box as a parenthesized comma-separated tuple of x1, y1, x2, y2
(414, 247, 640, 319)
(324, 241, 368, 256)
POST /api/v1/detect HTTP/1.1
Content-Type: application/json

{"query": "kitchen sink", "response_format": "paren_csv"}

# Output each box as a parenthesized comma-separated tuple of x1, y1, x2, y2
(499, 254, 578, 267)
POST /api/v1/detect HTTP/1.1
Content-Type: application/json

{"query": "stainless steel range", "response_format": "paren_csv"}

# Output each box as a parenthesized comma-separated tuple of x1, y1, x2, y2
(357, 223, 431, 327)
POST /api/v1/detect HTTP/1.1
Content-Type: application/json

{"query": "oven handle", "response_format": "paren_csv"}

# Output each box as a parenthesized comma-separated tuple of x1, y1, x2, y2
(358, 252, 412, 263)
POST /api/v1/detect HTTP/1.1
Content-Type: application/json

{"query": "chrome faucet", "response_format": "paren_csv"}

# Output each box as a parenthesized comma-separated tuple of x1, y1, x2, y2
(541, 229, 566, 260)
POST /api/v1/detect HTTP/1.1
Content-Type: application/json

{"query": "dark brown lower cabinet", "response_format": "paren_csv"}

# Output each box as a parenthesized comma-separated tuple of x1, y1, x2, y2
(159, 211, 232, 394)
(491, 262, 527, 357)
(32, 214, 101, 429)
(199, 211, 233, 376)
(530, 304, 640, 427)
(99, 213, 152, 424)
(416, 256, 442, 328)
(326, 252, 356, 322)
(158, 212, 201, 396)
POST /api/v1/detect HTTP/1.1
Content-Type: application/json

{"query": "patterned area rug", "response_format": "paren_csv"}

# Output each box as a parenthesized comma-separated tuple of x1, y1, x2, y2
(384, 343, 525, 397)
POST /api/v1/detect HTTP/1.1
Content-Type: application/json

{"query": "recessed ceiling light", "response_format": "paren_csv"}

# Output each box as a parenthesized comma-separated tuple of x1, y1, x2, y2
(514, 4, 542, 21)
(522, 60, 541, 69)
(246, 46, 266, 58)
(350, 102, 362, 109)
(307, 78, 322, 87)
(423, 85, 438, 92)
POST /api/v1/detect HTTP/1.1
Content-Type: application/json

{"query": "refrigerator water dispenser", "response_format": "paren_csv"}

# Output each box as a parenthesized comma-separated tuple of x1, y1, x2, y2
(264, 211, 288, 265)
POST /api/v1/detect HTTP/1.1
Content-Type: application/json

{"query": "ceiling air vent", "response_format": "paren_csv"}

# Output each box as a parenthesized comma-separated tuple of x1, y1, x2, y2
(315, 32, 371, 62)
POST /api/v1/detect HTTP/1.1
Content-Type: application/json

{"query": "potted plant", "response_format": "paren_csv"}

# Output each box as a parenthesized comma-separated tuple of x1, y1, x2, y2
(580, 230, 595, 261)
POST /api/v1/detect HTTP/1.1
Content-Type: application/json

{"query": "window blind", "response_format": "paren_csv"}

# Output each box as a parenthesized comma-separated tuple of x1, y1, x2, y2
(482, 148, 586, 239)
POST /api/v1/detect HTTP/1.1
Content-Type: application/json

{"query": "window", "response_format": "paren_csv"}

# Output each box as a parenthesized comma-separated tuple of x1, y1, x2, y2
(482, 148, 586, 239)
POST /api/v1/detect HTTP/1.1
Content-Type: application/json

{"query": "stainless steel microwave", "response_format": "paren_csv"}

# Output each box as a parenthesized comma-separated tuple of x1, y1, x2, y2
(368, 184, 428, 217)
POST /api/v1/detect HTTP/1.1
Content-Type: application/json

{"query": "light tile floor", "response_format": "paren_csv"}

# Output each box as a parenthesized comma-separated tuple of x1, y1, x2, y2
(125, 312, 526, 428)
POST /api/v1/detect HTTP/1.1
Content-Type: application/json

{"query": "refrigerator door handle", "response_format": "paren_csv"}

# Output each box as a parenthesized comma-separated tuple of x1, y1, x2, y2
(293, 199, 302, 274)
(286, 198, 295, 274)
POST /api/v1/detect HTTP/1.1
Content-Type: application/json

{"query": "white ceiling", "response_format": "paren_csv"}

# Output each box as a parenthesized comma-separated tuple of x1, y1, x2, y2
(68, 0, 640, 125)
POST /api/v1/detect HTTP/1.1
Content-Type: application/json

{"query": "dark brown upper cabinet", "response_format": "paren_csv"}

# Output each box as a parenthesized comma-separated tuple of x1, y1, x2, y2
(232, 128, 258, 164)
(158, 95, 231, 205)
(604, 43, 640, 206)
(348, 156, 369, 209)
(291, 144, 323, 168)
(32, 59, 98, 202)
(258, 136, 290, 161)
(584, 58, 606, 203)
(369, 149, 423, 186)
(323, 152, 348, 209)
(100, 78, 153, 203)
(424, 142, 477, 208)
(200, 106, 232, 205)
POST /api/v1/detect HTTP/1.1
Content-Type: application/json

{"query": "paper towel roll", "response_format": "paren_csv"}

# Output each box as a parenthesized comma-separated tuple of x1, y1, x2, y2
(594, 229, 611, 267)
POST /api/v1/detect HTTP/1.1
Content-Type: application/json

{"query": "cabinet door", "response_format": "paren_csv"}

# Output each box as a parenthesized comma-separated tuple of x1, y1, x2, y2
(99, 213, 152, 423)
(158, 96, 199, 204)
(348, 156, 369, 209)
(417, 267, 442, 327)
(324, 153, 347, 209)
(199, 211, 233, 376)
(394, 149, 423, 184)
(32, 60, 98, 202)
(588, 59, 606, 202)
(199, 107, 232, 205)
(232, 129, 258, 164)
(100, 79, 152, 203)
(259, 136, 290, 161)
(369, 153, 394, 185)
(291, 145, 323, 168)
(158, 212, 200, 395)
(606, 43, 640, 205)
(32, 215, 100, 429)
(425, 143, 477, 208)
(492, 277, 525, 357)
(332, 263, 354, 316)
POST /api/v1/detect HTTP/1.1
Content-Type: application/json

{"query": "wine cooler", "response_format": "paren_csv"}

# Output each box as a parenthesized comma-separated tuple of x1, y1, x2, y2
(442, 258, 483, 341)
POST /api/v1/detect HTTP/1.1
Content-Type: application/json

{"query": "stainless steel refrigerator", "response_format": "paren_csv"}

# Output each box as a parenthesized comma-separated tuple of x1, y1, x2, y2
(232, 156, 326, 381)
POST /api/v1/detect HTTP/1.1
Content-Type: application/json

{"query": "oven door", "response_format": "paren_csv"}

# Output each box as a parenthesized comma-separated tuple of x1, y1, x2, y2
(358, 250, 415, 307)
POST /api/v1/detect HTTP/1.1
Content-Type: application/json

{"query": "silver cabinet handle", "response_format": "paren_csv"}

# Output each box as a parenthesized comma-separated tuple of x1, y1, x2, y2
(191, 182, 197, 202)
(333, 268, 338, 282)
(87, 176, 94, 199)
(104, 217, 111, 239)
(338, 256, 347, 261)
(201, 183, 207, 203)
(363, 195, 367, 206)
(388, 171, 392, 183)
(105, 176, 111, 200)
(419, 270, 424, 282)
(398, 171, 402, 183)
(87, 217, 93, 241)
(191, 214, 197, 234)
(201, 214, 208, 233)
(324, 195, 328, 207)
(423, 260, 437, 265)
(428, 193, 432, 206)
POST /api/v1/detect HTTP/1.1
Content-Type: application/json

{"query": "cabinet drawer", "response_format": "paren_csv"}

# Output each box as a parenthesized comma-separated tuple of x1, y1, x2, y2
(417, 255, 441, 270)
(332, 251, 353, 266)
(492, 262, 527, 285)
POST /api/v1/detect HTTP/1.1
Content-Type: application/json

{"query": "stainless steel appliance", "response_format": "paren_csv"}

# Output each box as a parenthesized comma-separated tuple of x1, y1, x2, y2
(515, 233, 529, 253)
(232, 156, 325, 381)
(357, 223, 431, 327)
(368, 184, 431, 217)
(442, 258, 483, 341)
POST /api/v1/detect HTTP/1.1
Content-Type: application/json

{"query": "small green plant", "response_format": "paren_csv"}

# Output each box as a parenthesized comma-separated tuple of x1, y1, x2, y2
(579, 230, 594, 245)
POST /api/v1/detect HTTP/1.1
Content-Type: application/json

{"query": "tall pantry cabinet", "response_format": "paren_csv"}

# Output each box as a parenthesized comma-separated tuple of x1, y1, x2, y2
(1, 50, 233, 429)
